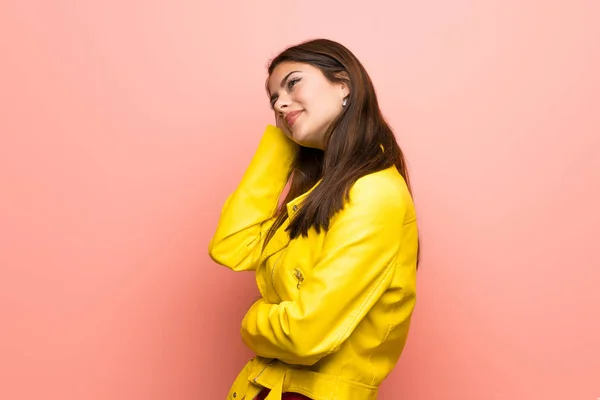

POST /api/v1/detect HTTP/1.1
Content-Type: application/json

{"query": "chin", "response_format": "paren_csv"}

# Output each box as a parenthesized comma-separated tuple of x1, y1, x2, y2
(288, 123, 323, 149)
(290, 126, 307, 142)
(290, 129, 313, 147)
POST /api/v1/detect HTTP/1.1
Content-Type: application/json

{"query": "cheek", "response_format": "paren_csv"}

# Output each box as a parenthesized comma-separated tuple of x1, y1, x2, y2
(298, 91, 324, 117)
(312, 97, 340, 124)
(294, 86, 339, 127)
(293, 88, 311, 109)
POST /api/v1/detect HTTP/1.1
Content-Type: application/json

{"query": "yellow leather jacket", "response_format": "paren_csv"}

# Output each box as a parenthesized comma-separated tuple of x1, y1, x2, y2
(209, 125, 418, 400)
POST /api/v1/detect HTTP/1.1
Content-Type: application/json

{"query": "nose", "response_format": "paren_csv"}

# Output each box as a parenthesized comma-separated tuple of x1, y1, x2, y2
(274, 94, 292, 113)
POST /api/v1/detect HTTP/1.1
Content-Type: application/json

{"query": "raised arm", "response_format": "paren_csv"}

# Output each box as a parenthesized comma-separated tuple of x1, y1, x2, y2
(208, 125, 297, 271)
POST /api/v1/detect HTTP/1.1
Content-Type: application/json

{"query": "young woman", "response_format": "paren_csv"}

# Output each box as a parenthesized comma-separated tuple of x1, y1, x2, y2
(209, 38, 419, 400)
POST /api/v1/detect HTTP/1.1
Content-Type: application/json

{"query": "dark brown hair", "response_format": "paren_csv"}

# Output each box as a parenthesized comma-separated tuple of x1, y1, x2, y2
(263, 38, 418, 263)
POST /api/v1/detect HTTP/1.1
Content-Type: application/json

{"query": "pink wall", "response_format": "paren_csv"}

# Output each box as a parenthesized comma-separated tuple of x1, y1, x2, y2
(1, 1, 598, 399)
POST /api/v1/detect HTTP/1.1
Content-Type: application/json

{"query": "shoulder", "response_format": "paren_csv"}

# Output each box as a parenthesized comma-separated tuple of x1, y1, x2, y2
(328, 166, 416, 226)
(348, 167, 413, 211)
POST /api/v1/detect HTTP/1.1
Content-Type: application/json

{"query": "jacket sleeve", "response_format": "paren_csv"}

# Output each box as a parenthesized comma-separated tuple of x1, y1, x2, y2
(240, 174, 409, 365)
(208, 125, 297, 271)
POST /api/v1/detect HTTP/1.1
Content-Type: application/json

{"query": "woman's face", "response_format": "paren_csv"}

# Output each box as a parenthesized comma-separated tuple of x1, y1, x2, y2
(268, 61, 349, 149)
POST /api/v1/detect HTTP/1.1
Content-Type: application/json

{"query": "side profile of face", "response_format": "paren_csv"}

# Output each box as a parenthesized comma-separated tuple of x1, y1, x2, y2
(267, 61, 349, 149)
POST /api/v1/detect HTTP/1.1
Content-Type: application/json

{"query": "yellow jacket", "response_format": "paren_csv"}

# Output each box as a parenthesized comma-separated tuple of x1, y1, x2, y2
(209, 125, 418, 400)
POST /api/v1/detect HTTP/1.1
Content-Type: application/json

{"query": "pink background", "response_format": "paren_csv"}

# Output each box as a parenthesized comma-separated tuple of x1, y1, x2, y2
(1, 1, 599, 399)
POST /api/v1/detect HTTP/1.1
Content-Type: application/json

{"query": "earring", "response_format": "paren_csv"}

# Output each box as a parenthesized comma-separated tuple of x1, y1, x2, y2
(342, 97, 348, 107)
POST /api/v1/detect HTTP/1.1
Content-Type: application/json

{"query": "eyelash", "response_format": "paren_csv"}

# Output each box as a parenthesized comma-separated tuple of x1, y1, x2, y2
(270, 77, 301, 109)
(287, 77, 301, 89)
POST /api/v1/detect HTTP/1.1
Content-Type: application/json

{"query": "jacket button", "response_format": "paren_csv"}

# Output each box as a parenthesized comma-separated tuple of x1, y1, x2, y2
(292, 205, 298, 212)
(232, 393, 237, 398)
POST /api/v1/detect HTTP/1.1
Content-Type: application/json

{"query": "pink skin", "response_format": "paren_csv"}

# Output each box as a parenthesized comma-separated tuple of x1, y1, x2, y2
(267, 61, 350, 150)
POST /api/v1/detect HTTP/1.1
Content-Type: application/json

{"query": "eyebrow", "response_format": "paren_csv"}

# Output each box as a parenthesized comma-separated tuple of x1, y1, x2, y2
(269, 70, 301, 107)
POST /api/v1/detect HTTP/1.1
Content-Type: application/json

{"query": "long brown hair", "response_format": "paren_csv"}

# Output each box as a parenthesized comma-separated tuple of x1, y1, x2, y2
(263, 38, 418, 262)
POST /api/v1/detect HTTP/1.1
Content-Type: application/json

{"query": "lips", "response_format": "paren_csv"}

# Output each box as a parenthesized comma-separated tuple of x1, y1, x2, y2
(285, 111, 303, 127)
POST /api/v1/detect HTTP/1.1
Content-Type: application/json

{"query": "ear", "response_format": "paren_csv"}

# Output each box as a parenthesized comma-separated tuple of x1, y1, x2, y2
(333, 71, 351, 100)
(340, 81, 350, 99)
